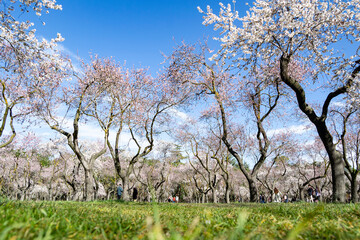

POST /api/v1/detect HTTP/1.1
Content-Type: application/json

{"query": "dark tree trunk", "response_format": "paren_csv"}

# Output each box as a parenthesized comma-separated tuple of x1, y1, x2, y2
(224, 182, 230, 203)
(351, 173, 358, 203)
(248, 178, 258, 203)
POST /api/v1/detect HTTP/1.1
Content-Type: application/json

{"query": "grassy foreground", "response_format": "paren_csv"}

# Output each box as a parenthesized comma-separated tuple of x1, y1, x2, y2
(0, 200, 360, 239)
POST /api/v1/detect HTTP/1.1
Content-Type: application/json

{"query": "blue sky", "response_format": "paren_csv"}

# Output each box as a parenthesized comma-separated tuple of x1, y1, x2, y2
(11, 0, 322, 162)
(27, 1, 313, 141)
(33, 0, 241, 73)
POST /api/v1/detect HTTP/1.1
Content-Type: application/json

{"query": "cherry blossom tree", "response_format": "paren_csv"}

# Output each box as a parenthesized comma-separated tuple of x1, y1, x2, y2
(0, 0, 64, 148)
(0, 133, 43, 200)
(133, 158, 168, 202)
(96, 156, 119, 200)
(199, 0, 360, 202)
(167, 42, 295, 202)
(77, 56, 190, 201)
(59, 151, 84, 200)
(293, 139, 331, 201)
(33, 57, 114, 201)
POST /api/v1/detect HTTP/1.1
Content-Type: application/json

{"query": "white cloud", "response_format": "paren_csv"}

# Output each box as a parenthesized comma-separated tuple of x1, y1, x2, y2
(55, 43, 81, 62)
(332, 101, 346, 108)
(169, 108, 191, 122)
(55, 43, 83, 74)
(268, 124, 313, 136)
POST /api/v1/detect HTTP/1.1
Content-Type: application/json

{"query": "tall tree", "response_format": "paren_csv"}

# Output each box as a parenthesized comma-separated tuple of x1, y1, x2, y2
(167, 43, 293, 202)
(79, 57, 189, 201)
(33, 57, 112, 201)
(200, 0, 360, 202)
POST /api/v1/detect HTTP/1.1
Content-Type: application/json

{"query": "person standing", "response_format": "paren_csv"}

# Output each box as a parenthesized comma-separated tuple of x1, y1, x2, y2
(117, 184, 123, 201)
(259, 194, 265, 203)
(307, 186, 314, 202)
(315, 188, 321, 202)
(133, 187, 138, 202)
(175, 194, 179, 203)
(273, 188, 282, 203)
(284, 194, 289, 203)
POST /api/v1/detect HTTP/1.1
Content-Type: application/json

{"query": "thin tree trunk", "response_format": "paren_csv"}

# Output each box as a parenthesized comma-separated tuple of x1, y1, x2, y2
(225, 182, 230, 203)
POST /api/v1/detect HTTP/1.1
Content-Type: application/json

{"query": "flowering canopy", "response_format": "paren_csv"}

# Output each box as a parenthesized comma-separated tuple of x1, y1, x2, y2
(0, 0, 65, 147)
(199, 0, 360, 107)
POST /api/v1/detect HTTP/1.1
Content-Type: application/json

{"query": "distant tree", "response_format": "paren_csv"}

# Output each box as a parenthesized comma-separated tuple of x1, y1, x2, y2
(33, 57, 111, 201)
(80, 57, 189, 201)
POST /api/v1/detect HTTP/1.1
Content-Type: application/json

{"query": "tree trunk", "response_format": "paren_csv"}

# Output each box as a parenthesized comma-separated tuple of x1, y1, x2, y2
(225, 184, 230, 204)
(93, 177, 99, 200)
(212, 188, 217, 203)
(48, 187, 53, 201)
(351, 173, 358, 203)
(83, 168, 94, 201)
(248, 178, 258, 202)
(280, 55, 346, 202)
(314, 122, 346, 202)
(299, 186, 305, 201)
(121, 176, 130, 201)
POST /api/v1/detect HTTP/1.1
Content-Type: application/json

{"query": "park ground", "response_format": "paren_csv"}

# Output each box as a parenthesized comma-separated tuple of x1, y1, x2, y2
(0, 200, 360, 239)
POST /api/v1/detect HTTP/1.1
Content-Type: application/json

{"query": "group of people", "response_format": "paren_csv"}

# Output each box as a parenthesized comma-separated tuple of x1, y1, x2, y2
(258, 186, 321, 203)
(307, 186, 321, 203)
(167, 195, 179, 203)
(258, 188, 289, 203)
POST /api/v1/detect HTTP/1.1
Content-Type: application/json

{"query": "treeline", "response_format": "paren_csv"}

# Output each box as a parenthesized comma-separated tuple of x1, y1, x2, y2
(0, 0, 359, 203)
(0, 137, 336, 202)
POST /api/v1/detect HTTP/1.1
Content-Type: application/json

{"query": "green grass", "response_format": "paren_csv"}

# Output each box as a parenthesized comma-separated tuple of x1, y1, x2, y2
(0, 200, 360, 239)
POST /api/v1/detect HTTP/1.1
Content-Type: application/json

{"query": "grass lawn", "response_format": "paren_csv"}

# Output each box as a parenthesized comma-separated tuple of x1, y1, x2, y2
(0, 200, 359, 239)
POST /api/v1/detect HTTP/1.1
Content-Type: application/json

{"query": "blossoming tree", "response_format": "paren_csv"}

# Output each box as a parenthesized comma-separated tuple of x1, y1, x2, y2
(0, 0, 64, 148)
(199, 0, 360, 202)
